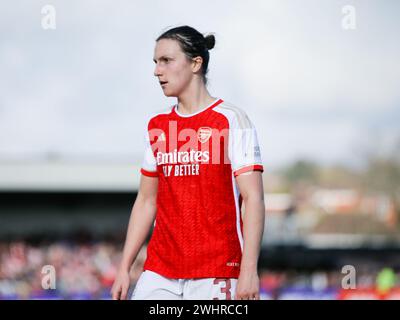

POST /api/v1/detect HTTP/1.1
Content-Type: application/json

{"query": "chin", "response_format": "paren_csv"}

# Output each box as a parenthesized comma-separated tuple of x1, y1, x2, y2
(163, 90, 178, 97)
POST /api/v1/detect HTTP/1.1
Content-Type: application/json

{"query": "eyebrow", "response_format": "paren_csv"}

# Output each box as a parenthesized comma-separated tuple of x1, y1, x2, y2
(153, 55, 173, 63)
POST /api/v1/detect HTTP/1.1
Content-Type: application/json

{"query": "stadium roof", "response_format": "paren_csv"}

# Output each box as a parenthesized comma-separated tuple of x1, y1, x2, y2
(0, 162, 141, 192)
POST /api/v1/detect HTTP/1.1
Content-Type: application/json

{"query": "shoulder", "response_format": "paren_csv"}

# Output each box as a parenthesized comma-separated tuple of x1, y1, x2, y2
(213, 100, 253, 129)
(145, 105, 175, 128)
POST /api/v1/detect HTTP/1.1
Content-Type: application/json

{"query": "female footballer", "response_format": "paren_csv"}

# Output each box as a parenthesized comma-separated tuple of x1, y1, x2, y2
(111, 25, 265, 300)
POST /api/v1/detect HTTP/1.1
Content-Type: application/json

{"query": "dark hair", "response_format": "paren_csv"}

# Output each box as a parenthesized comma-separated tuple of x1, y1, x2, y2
(156, 25, 216, 85)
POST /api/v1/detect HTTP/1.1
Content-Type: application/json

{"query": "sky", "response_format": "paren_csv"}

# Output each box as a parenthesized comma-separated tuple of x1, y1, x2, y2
(0, 0, 399, 171)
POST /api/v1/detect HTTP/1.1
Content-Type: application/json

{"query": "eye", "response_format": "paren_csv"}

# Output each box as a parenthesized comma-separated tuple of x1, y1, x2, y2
(154, 57, 172, 65)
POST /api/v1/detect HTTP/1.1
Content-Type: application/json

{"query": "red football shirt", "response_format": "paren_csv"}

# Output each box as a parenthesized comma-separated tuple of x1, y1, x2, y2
(140, 98, 263, 279)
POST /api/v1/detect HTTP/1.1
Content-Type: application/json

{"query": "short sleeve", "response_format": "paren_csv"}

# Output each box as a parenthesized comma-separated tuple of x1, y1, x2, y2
(229, 113, 264, 177)
(140, 120, 158, 177)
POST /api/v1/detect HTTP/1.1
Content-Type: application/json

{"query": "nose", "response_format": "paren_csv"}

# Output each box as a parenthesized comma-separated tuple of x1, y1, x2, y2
(154, 63, 162, 77)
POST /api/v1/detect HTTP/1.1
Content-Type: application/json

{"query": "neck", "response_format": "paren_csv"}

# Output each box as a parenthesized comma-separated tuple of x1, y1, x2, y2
(176, 78, 215, 115)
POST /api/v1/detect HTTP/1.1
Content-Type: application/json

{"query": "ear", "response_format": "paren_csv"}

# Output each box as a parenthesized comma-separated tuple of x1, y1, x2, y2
(192, 56, 203, 73)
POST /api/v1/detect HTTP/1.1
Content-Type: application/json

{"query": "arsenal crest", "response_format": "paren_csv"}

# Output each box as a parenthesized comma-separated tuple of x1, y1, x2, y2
(197, 127, 212, 143)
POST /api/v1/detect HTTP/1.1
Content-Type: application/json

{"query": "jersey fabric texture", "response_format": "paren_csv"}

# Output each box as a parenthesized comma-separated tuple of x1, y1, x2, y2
(140, 98, 263, 279)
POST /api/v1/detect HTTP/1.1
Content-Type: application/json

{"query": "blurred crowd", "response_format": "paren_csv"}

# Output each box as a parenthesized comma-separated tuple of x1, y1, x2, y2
(1, 240, 399, 300)
(0, 240, 144, 299)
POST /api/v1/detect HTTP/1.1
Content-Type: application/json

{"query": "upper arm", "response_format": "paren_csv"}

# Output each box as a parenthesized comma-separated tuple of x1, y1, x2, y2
(235, 171, 264, 202)
(141, 119, 158, 177)
(228, 110, 264, 177)
(228, 109, 264, 201)
(137, 116, 159, 205)
(137, 175, 158, 205)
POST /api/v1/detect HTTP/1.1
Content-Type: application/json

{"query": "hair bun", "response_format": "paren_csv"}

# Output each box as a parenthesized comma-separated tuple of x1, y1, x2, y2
(204, 34, 215, 50)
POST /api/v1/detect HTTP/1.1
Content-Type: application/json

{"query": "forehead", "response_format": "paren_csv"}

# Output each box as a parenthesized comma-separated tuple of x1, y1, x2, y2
(153, 39, 184, 59)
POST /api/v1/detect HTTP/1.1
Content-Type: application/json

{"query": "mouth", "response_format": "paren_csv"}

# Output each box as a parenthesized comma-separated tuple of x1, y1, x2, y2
(159, 80, 168, 87)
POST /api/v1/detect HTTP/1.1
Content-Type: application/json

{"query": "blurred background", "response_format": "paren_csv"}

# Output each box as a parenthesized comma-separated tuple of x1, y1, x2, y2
(1, 0, 399, 299)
